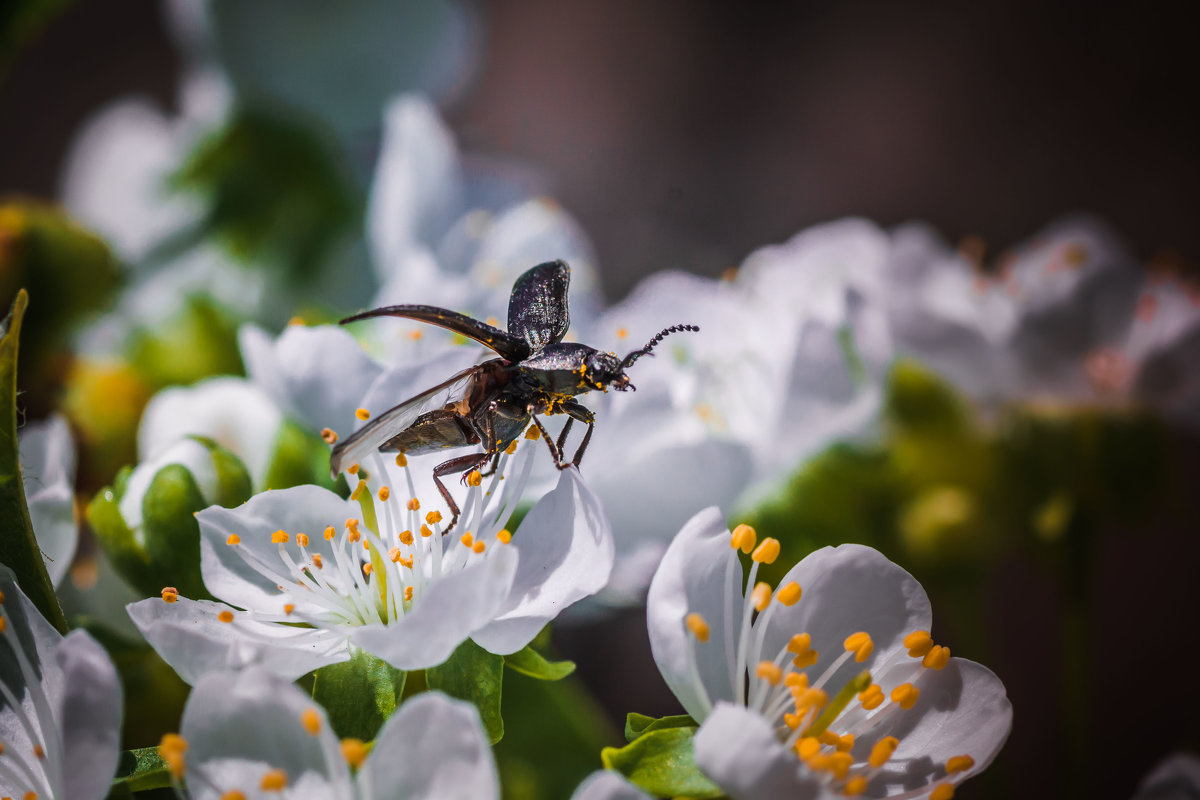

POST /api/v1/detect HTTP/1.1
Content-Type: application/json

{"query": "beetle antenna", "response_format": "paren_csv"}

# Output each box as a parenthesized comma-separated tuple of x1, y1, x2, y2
(621, 324, 700, 369)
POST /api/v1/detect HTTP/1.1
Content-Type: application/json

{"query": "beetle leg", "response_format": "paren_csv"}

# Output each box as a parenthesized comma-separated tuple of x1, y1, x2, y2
(555, 417, 574, 455)
(433, 452, 492, 536)
(557, 399, 596, 469)
(570, 419, 595, 468)
(478, 449, 503, 478)
(529, 413, 570, 468)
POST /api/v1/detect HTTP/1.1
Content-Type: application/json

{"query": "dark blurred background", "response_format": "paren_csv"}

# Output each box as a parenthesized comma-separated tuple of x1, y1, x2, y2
(2, 0, 1197, 299)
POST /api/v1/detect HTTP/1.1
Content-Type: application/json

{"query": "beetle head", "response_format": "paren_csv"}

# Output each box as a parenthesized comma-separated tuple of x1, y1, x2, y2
(583, 350, 634, 391)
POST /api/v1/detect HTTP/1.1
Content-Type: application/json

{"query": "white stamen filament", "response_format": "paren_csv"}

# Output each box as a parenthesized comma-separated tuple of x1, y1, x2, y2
(0, 601, 64, 799)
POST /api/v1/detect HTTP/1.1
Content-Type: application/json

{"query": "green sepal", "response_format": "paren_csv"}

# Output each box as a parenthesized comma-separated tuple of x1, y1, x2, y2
(86, 485, 153, 599)
(601, 727, 722, 799)
(192, 436, 254, 507)
(624, 712, 697, 743)
(426, 638, 505, 744)
(0, 290, 67, 632)
(262, 417, 341, 492)
(109, 746, 171, 793)
(139, 464, 214, 599)
(503, 645, 576, 681)
(311, 650, 406, 741)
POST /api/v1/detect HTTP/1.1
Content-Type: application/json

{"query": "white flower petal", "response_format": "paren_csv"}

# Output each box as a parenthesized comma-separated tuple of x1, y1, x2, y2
(357, 691, 498, 800)
(693, 703, 820, 800)
(181, 668, 351, 799)
(569, 770, 654, 800)
(20, 414, 78, 587)
(57, 630, 124, 800)
(471, 468, 613, 654)
(349, 544, 517, 670)
(1132, 753, 1200, 800)
(126, 596, 348, 685)
(646, 508, 743, 720)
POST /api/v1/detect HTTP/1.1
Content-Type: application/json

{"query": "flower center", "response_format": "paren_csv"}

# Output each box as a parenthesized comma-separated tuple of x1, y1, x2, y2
(682, 525, 974, 798)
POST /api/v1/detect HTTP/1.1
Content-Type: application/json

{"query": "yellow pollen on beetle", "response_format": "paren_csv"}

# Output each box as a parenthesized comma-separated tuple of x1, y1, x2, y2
(756, 661, 783, 685)
(426, 510, 443, 525)
(378, 487, 390, 501)
(930, 785, 955, 800)
(923, 645, 951, 670)
(420, 525, 432, 538)
(355, 408, 370, 421)
(729, 523, 756, 553)
(904, 630, 934, 658)
(486, 317, 500, 327)
(271, 530, 289, 544)
(218, 610, 234, 623)
(497, 529, 512, 544)
(284, 604, 295, 616)
(407, 498, 420, 511)
(467, 470, 483, 487)
(891, 683, 920, 709)
(260, 769, 288, 791)
(946, 754, 975, 773)
(752, 581, 772, 611)
(796, 736, 821, 760)
(301, 708, 322, 735)
(324, 526, 335, 540)
(843, 631, 874, 662)
(297, 533, 309, 547)
(751, 538, 781, 564)
(312, 554, 324, 570)
(226, 534, 241, 546)
(341, 738, 368, 768)
(869, 736, 899, 768)
(844, 775, 868, 796)
(526, 426, 542, 440)
(473, 540, 486, 554)
(321, 428, 338, 444)
(460, 533, 474, 548)
(160, 586, 179, 604)
(395, 453, 408, 467)
(685, 613, 710, 642)
(775, 581, 802, 606)
(404, 586, 414, 601)
(858, 683, 885, 710)
(398, 530, 414, 546)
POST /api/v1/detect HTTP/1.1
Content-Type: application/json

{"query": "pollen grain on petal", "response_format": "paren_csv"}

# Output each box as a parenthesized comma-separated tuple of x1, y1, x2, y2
(218, 610, 234, 623)
(226, 534, 241, 546)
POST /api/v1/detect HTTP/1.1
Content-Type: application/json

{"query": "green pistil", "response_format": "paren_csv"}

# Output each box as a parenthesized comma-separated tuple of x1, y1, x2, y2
(351, 479, 388, 608)
(804, 669, 871, 738)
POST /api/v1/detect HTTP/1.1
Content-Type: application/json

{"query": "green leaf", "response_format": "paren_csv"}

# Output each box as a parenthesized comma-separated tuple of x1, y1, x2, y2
(624, 712, 697, 743)
(601, 727, 722, 799)
(503, 644, 576, 681)
(0, 290, 67, 633)
(110, 746, 171, 793)
(311, 650, 406, 741)
(426, 638, 505, 744)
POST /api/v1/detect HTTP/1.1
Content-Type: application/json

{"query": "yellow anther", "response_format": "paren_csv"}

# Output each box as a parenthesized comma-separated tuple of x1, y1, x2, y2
(730, 523, 757, 553)
(158, 733, 188, 778)
(312, 554, 324, 570)
(923, 645, 951, 671)
(404, 586, 414, 601)
(284, 604, 295, 616)
(793, 649, 818, 670)
(775, 581, 802, 606)
(526, 426, 542, 440)
(33, 744, 45, 759)
(930, 785, 955, 800)
(836, 733, 855, 752)
(891, 683, 920, 710)
(827, 751, 853, 780)
(752, 581, 772, 612)
(355, 408, 370, 421)
(460, 533, 474, 548)
(946, 755, 975, 774)
(398, 555, 413, 569)
(844, 775, 868, 796)
(843, 631, 874, 663)
(904, 630, 934, 658)
(795, 688, 828, 712)
(297, 533, 309, 547)
(685, 613, 711, 642)
(796, 737, 821, 760)
(473, 540, 487, 554)
(226, 534, 241, 546)
(378, 487, 390, 501)
(407, 498, 420, 511)
(819, 730, 841, 748)
(787, 633, 812, 654)
(221, 791, 247, 800)
(784, 672, 808, 689)
(756, 661, 783, 685)
(389, 547, 401, 562)
(395, 453, 408, 467)
(420, 524, 432, 538)
(497, 529, 512, 544)
(321, 428, 338, 444)
(260, 769, 288, 791)
(324, 526, 335, 540)
(346, 518, 361, 541)
(425, 510, 443, 525)
(0, 618, 5, 632)
(869, 736, 899, 769)
(394, 530, 411, 546)
(858, 684, 884, 711)
(362, 563, 372, 576)
(347, 463, 360, 475)
(341, 738, 368, 768)
(218, 610, 234, 623)
(160, 587, 179, 604)
(467, 470, 483, 487)
(751, 537, 781, 564)
(506, 440, 518, 454)
(301, 708, 322, 735)
(783, 712, 802, 730)
(271, 530, 289, 544)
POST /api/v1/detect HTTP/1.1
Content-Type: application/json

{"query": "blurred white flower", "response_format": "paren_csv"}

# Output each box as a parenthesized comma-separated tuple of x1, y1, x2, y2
(647, 509, 1011, 799)
(570, 771, 653, 800)
(0, 567, 123, 800)
(164, 668, 497, 799)
(1131, 753, 1200, 800)
(19, 415, 77, 587)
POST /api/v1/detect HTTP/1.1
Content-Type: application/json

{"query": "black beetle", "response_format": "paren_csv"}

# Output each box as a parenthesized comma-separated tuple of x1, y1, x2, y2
(330, 259, 698, 533)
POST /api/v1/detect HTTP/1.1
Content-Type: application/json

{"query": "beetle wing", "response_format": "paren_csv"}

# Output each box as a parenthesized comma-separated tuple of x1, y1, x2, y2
(340, 305, 527, 361)
(508, 260, 571, 353)
(330, 365, 481, 474)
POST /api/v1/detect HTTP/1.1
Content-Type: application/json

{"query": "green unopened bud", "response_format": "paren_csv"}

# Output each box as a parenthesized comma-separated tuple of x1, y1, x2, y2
(86, 436, 251, 598)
